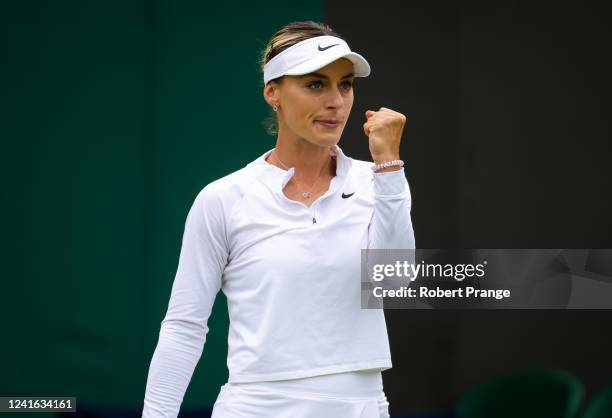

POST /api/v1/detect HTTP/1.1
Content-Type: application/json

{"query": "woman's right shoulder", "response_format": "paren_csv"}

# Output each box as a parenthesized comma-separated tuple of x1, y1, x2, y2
(194, 163, 263, 210)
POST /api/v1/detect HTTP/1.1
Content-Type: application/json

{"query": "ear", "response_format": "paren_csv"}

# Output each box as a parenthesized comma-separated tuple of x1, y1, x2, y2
(263, 81, 280, 107)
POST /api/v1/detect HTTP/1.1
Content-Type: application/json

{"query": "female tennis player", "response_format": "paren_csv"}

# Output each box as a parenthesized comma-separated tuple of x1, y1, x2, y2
(142, 21, 415, 418)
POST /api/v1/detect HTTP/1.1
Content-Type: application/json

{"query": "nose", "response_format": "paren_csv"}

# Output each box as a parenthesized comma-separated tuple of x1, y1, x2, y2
(324, 85, 346, 109)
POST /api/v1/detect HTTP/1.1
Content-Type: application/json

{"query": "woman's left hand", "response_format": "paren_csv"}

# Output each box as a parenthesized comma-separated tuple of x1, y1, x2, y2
(363, 107, 406, 165)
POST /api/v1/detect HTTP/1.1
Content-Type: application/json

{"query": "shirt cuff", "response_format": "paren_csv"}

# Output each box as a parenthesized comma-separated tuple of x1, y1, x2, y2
(373, 167, 409, 196)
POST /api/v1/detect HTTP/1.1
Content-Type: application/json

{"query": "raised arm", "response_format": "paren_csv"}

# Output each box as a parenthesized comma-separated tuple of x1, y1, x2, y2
(142, 186, 228, 418)
(363, 107, 416, 249)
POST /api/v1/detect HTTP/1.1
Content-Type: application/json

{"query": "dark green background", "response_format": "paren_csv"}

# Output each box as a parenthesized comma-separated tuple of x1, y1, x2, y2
(1, 0, 323, 412)
(3, 1, 612, 417)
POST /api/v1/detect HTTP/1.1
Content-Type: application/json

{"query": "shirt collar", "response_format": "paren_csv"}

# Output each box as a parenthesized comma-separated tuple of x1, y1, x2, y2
(250, 144, 353, 194)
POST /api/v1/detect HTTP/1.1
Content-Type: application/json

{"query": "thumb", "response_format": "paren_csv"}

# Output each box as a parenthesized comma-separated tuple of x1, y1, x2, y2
(365, 110, 375, 119)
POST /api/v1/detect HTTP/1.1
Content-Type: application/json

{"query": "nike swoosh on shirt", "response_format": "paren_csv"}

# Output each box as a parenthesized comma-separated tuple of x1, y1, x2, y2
(342, 192, 355, 199)
(318, 44, 339, 51)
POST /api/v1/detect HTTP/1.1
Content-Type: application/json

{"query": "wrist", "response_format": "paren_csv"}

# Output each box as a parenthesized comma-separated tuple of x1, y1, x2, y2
(372, 154, 400, 164)
(372, 159, 404, 173)
(375, 165, 402, 173)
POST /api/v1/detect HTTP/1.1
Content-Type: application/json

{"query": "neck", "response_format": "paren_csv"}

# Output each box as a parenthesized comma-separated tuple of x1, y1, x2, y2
(268, 133, 336, 181)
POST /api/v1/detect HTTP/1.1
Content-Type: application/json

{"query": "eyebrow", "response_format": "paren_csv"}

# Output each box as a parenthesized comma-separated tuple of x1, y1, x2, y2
(303, 72, 355, 80)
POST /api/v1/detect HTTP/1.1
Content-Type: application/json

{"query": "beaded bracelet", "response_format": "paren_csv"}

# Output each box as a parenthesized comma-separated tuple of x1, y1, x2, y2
(371, 159, 404, 172)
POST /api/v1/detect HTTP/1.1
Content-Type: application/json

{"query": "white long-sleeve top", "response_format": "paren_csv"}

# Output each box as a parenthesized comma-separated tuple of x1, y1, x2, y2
(142, 145, 415, 417)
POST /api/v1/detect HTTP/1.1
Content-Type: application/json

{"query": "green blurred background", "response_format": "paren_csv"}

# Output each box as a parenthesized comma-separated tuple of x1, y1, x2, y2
(1, 0, 322, 412)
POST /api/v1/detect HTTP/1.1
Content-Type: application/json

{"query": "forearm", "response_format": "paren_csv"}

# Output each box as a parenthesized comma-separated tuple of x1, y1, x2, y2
(142, 320, 206, 418)
(368, 168, 416, 249)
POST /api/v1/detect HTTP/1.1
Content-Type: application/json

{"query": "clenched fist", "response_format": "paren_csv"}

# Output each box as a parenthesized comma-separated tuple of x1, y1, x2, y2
(363, 107, 406, 169)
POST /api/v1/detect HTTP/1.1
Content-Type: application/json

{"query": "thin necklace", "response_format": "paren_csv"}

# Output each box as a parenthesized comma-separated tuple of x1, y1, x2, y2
(272, 151, 329, 199)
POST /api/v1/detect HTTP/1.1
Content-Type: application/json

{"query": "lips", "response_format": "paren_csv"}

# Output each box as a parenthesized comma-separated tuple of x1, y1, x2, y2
(316, 120, 341, 128)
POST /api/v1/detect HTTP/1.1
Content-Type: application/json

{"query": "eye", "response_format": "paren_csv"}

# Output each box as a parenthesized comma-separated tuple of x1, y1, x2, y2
(340, 81, 354, 91)
(307, 80, 324, 89)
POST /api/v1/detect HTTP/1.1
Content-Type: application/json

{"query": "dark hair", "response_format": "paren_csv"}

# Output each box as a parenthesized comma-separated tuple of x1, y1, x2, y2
(259, 21, 343, 136)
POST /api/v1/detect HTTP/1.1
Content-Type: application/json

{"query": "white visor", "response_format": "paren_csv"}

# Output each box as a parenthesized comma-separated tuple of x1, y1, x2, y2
(263, 35, 370, 85)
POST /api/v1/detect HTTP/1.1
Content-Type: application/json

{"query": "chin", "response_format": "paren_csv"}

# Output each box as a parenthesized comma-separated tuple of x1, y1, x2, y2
(312, 129, 344, 146)
(297, 125, 344, 148)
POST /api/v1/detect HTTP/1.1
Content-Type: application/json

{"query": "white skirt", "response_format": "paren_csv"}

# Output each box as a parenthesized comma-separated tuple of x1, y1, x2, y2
(211, 369, 390, 418)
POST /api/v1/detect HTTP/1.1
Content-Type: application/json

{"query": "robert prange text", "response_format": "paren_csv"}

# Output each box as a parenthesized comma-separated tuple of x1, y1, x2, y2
(373, 286, 511, 300)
